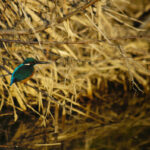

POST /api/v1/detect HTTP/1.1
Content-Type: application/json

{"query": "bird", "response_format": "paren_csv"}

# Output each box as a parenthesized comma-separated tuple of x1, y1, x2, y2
(10, 57, 50, 86)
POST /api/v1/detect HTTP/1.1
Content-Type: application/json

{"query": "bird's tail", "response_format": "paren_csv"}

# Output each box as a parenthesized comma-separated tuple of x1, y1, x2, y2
(10, 78, 15, 86)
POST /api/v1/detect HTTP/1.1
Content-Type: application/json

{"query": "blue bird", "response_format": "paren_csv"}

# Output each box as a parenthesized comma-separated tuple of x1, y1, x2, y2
(10, 57, 50, 86)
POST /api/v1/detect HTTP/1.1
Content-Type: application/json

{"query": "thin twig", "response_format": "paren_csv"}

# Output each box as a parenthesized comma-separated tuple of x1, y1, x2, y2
(117, 44, 143, 93)
(0, 35, 150, 45)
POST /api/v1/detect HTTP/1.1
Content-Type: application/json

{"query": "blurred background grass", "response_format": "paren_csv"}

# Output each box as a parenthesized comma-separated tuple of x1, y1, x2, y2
(0, 0, 150, 149)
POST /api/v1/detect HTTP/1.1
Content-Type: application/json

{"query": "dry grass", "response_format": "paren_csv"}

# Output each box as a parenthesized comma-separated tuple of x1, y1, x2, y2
(0, 0, 150, 149)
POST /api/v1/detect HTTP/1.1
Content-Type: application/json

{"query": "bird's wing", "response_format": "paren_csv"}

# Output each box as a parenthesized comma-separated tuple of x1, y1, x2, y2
(11, 65, 34, 83)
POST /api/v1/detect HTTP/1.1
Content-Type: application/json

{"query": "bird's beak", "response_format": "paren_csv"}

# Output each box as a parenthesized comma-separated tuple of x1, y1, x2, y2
(36, 61, 52, 64)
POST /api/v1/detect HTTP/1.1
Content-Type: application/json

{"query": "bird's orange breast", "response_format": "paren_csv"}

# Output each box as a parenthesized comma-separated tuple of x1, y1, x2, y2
(21, 72, 34, 83)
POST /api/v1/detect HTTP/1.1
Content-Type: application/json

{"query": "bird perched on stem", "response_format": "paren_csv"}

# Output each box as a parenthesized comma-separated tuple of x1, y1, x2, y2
(10, 57, 50, 86)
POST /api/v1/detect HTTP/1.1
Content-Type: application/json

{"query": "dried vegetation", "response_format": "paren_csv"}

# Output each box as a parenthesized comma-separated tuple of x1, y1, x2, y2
(0, 0, 150, 149)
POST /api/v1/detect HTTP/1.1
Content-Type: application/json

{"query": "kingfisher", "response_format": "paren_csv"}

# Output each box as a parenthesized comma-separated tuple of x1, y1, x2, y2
(10, 57, 50, 86)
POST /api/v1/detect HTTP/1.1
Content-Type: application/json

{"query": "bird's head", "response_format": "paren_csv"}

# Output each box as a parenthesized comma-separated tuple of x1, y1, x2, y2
(23, 57, 51, 66)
